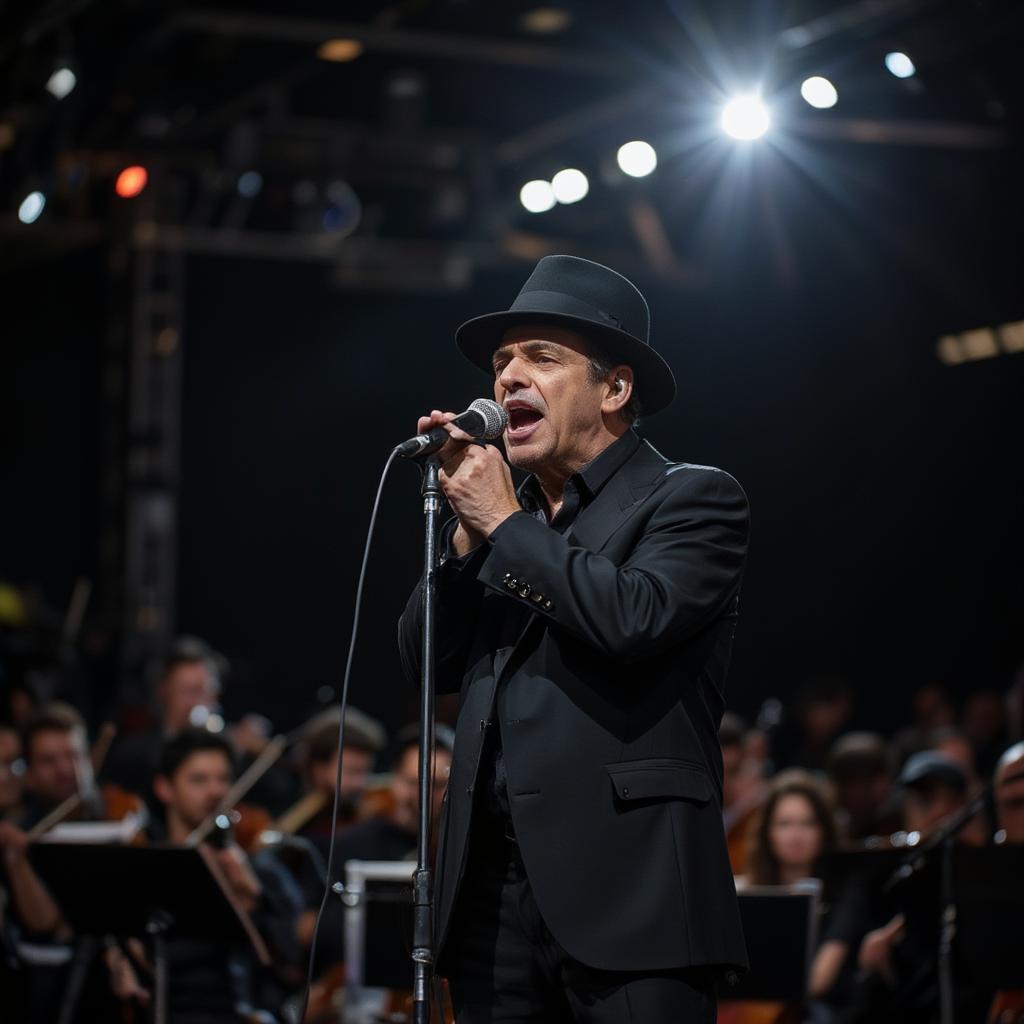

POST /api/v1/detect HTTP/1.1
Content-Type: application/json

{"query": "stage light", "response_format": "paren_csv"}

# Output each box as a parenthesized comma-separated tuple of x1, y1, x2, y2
(18, 191, 46, 224)
(520, 8, 573, 34)
(885, 52, 916, 79)
(617, 140, 657, 177)
(551, 168, 589, 204)
(237, 170, 263, 198)
(800, 76, 838, 109)
(317, 38, 364, 62)
(520, 179, 556, 213)
(721, 95, 771, 140)
(45, 66, 76, 100)
(115, 165, 148, 198)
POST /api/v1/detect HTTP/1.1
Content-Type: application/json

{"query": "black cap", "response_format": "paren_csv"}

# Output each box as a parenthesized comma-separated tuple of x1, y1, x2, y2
(899, 751, 968, 794)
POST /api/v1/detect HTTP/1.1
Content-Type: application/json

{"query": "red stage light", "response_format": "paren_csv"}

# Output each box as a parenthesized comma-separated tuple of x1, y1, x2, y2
(115, 165, 148, 198)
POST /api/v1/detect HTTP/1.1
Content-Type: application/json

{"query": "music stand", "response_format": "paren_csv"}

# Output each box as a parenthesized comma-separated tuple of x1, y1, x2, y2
(29, 842, 269, 1024)
(952, 844, 1024, 992)
(342, 860, 416, 1021)
(727, 883, 821, 1002)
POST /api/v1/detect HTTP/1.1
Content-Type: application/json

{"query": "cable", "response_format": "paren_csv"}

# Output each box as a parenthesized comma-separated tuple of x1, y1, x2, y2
(296, 445, 401, 1023)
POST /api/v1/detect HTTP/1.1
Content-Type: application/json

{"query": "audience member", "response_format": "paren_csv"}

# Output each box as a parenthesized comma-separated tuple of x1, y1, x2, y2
(825, 731, 901, 840)
(994, 740, 1024, 843)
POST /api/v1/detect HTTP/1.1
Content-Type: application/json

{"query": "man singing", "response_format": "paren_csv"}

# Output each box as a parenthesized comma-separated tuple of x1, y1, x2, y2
(398, 255, 749, 1023)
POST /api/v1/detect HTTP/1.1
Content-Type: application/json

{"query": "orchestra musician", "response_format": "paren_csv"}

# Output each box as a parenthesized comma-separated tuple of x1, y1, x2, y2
(106, 728, 304, 1024)
(399, 255, 750, 1023)
(994, 740, 1024, 844)
(101, 637, 224, 803)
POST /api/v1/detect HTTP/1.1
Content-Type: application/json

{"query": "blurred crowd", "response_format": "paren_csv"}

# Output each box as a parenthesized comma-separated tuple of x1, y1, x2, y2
(2, 630, 1023, 1024)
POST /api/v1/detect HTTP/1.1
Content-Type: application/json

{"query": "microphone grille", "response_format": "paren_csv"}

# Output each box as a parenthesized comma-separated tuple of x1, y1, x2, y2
(468, 398, 508, 440)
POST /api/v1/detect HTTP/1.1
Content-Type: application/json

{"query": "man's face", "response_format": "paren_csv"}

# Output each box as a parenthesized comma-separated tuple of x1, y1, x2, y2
(159, 662, 218, 732)
(154, 751, 232, 832)
(0, 727, 22, 812)
(491, 325, 625, 477)
(310, 747, 374, 805)
(390, 745, 452, 834)
(25, 728, 90, 807)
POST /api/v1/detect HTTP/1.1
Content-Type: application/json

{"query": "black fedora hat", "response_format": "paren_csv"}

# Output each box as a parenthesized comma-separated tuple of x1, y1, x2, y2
(455, 255, 676, 414)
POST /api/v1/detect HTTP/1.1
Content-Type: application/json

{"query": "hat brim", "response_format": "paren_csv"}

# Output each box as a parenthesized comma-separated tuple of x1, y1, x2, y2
(455, 309, 676, 415)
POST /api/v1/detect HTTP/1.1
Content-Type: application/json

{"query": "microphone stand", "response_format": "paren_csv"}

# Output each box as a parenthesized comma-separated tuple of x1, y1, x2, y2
(882, 782, 993, 1024)
(411, 455, 442, 1024)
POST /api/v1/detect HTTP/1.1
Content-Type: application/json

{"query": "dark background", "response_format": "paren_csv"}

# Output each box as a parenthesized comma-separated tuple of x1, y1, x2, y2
(3, 0, 1023, 735)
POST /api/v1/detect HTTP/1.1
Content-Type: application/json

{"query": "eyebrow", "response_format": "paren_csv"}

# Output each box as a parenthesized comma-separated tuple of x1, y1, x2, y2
(491, 340, 560, 367)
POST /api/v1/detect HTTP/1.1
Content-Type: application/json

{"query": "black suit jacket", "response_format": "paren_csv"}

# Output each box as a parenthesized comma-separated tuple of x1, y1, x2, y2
(398, 434, 750, 973)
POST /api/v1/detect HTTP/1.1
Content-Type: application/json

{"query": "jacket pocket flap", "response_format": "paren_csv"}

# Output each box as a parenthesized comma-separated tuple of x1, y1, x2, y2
(606, 758, 711, 804)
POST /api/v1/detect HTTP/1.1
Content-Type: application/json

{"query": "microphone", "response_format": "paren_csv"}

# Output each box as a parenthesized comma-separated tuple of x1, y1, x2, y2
(397, 399, 508, 459)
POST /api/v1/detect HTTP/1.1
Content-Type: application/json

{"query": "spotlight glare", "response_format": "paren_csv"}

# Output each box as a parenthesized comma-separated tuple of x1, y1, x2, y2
(800, 76, 838, 109)
(885, 52, 916, 78)
(115, 165, 148, 198)
(46, 66, 77, 100)
(617, 140, 657, 177)
(237, 170, 263, 198)
(519, 179, 556, 213)
(18, 191, 46, 224)
(551, 167, 589, 204)
(721, 94, 771, 140)
(317, 38, 364, 62)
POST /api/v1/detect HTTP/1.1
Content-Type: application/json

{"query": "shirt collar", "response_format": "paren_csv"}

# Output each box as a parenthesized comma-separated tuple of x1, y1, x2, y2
(519, 428, 640, 513)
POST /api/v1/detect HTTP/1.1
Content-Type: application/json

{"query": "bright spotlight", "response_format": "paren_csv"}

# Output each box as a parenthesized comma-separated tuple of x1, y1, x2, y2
(551, 168, 588, 204)
(45, 66, 77, 100)
(18, 191, 46, 224)
(617, 140, 657, 177)
(237, 170, 263, 198)
(885, 52, 916, 79)
(115, 165, 148, 198)
(520, 179, 556, 213)
(721, 95, 771, 140)
(800, 76, 838, 109)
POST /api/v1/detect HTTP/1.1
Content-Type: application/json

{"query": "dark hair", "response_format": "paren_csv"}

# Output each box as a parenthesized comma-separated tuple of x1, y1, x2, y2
(719, 712, 747, 751)
(157, 729, 235, 781)
(745, 770, 839, 886)
(389, 723, 455, 768)
(585, 341, 642, 426)
(158, 636, 224, 692)
(303, 707, 386, 768)
(21, 702, 86, 763)
(826, 732, 892, 782)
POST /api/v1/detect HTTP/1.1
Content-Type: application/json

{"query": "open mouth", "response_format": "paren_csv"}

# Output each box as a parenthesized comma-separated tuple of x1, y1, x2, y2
(505, 401, 544, 442)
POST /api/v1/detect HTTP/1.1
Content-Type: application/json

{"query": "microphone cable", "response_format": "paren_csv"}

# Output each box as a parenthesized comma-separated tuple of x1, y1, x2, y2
(297, 444, 402, 1023)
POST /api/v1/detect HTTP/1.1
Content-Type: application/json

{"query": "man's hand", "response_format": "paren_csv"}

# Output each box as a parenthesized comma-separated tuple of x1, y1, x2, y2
(857, 913, 905, 985)
(0, 822, 28, 863)
(416, 410, 519, 554)
(438, 443, 519, 545)
(212, 844, 262, 914)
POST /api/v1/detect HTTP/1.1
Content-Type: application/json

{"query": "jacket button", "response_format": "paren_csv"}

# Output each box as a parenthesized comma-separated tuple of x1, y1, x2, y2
(542, 598, 554, 611)
(622, 786, 630, 796)
(466, 785, 474, 796)
(479, 719, 487, 732)
(517, 583, 532, 598)
(530, 592, 543, 603)
(506, 576, 519, 590)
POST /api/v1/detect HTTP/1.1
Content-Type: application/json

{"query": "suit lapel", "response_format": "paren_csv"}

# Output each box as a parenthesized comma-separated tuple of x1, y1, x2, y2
(565, 439, 669, 553)
(494, 440, 670, 686)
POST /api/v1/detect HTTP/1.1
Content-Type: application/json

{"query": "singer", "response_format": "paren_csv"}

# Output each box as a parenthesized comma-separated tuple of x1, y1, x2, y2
(398, 255, 750, 1023)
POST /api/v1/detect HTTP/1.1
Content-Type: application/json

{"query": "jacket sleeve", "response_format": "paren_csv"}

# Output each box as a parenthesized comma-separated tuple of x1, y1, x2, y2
(475, 466, 749, 663)
(397, 518, 488, 693)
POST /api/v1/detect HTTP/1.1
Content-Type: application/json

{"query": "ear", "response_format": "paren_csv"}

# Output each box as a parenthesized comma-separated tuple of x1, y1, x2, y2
(153, 774, 173, 807)
(600, 365, 634, 416)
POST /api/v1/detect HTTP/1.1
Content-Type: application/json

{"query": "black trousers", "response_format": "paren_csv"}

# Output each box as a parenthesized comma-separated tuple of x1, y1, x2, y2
(443, 816, 717, 1024)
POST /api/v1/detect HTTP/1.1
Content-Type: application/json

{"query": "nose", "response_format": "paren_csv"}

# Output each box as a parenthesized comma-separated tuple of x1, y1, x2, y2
(496, 355, 532, 396)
